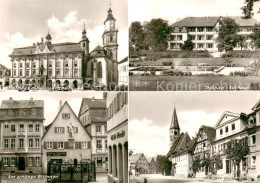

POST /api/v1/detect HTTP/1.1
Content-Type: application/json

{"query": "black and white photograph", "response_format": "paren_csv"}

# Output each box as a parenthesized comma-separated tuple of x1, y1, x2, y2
(0, 0, 128, 92)
(0, 92, 128, 183)
(129, 0, 260, 91)
(129, 92, 260, 182)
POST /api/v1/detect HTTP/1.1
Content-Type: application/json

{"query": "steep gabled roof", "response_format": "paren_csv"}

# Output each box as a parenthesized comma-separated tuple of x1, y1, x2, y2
(171, 17, 220, 27)
(129, 153, 143, 164)
(167, 132, 192, 158)
(199, 125, 216, 142)
(43, 101, 91, 139)
(170, 107, 180, 130)
(251, 99, 260, 111)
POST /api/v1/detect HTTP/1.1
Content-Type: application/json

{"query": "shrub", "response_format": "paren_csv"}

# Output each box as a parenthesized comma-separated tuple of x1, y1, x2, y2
(162, 61, 172, 66)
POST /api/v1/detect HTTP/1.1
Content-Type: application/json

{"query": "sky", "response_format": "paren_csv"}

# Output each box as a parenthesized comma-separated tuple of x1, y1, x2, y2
(129, 91, 260, 157)
(0, 92, 104, 126)
(0, 0, 128, 68)
(129, 0, 260, 24)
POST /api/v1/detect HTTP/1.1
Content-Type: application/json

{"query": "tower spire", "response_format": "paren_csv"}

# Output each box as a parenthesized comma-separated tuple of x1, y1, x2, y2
(169, 104, 180, 147)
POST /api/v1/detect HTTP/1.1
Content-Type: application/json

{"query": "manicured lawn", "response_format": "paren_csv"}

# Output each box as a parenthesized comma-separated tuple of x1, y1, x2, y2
(131, 58, 255, 67)
(130, 75, 260, 91)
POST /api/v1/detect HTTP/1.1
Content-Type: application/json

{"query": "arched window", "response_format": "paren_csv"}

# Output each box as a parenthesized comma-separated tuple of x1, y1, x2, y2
(91, 62, 94, 76)
(97, 62, 102, 78)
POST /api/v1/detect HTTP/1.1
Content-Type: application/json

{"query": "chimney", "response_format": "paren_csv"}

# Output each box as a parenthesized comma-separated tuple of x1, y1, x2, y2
(59, 101, 62, 111)
(33, 43, 35, 46)
(9, 97, 13, 100)
(30, 97, 33, 101)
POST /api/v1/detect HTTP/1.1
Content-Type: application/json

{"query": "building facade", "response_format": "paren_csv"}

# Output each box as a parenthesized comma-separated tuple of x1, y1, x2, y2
(167, 106, 197, 178)
(118, 57, 128, 86)
(42, 101, 91, 173)
(9, 8, 119, 89)
(0, 64, 10, 89)
(129, 153, 149, 174)
(193, 125, 216, 178)
(168, 16, 259, 52)
(106, 92, 128, 183)
(0, 98, 44, 173)
(147, 157, 157, 174)
(78, 97, 108, 172)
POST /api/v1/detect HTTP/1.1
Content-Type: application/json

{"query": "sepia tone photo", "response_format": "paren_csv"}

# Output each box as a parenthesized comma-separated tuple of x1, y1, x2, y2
(129, 92, 260, 182)
(0, 92, 128, 183)
(129, 0, 260, 91)
(0, 0, 128, 92)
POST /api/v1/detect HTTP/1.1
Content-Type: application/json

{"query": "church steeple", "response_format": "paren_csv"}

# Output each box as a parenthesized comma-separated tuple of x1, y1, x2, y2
(80, 23, 89, 55)
(45, 28, 52, 44)
(170, 105, 180, 147)
(102, 3, 118, 60)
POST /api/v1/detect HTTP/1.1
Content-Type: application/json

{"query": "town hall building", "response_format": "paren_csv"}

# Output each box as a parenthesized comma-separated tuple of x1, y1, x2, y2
(9, 7, 119, 89)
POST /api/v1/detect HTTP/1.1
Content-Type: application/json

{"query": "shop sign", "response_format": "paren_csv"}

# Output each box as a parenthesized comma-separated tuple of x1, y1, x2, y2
(110, 130, 125, 140)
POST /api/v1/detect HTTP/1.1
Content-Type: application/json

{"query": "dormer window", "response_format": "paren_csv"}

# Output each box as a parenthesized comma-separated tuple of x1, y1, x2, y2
(31, 109, 37, 116)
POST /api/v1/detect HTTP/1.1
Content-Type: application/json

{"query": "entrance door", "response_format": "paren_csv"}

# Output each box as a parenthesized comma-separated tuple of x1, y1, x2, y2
(226, 160, 230, 174)
(18, 157, 25, 170)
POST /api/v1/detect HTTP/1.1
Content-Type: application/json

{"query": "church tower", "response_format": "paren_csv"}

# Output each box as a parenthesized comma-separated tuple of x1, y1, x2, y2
(169, 105, 180, 147)
(102, 5, 118, 60)
(80, 24, 90, 55)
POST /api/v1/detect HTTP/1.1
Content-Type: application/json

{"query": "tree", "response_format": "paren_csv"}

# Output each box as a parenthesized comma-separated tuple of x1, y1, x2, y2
(250, 23, 260, 50)
(210, 154, 222, 175)
(129, 21, 145, 51)
(181, 37, 194, 51)
(216, 18, 239, 52)
(225, 137, 249, 179)
(236, 34, 248, 50)
(241, 0, 258, 19)
(143, 18, 171, 51)
(247, 56, 260, 75)
(156, 156, 172, 175)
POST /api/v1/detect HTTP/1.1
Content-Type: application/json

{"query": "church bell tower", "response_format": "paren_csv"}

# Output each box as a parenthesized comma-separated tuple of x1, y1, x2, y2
(80, 24, 90, 55)
(169, 105, 180, 147)
(102, 4, 118, 60)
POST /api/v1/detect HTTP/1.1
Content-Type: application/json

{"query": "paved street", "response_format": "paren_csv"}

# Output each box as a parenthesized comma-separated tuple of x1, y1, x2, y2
(130, 174, 259, 183)
(90, 172, 108, 183)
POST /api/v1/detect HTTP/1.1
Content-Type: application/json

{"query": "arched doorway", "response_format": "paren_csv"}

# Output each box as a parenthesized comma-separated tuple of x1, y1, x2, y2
(31, 79, 36, 87)
(39, 80, 44, 87)
(56, 80, 60, 87)
(73, 80, 78, 89)
(18, 79, 22, 86)
(25, 79, 29, 84)
(48, 80, 52, 88)
(64, 80, 69, 87)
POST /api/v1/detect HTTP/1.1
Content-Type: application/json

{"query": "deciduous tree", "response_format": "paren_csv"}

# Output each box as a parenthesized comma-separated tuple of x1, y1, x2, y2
(129, 21, 145, 52)
(143, 18, 171, 51)
(181, 37, 194, 51)
(216, 18, 239, 52)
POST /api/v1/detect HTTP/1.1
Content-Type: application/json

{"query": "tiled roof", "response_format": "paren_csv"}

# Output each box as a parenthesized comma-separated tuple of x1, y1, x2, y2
(82, 98, 106, 109)
(171, 26, 187, 33)
(0, 98, 44, 109)
(118, 56, 128, 64)
(171, 17, 220, 27)
(229, 16, 259, 27)
(171, 16, 259, 28)
(89, 110, 106, 122)
(90, 45, 106, 57)
(167, 132, 196, 158)
(10, 42, 82, 56)
(129, 153, 143, 164)
(199, 125, 216, 142)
